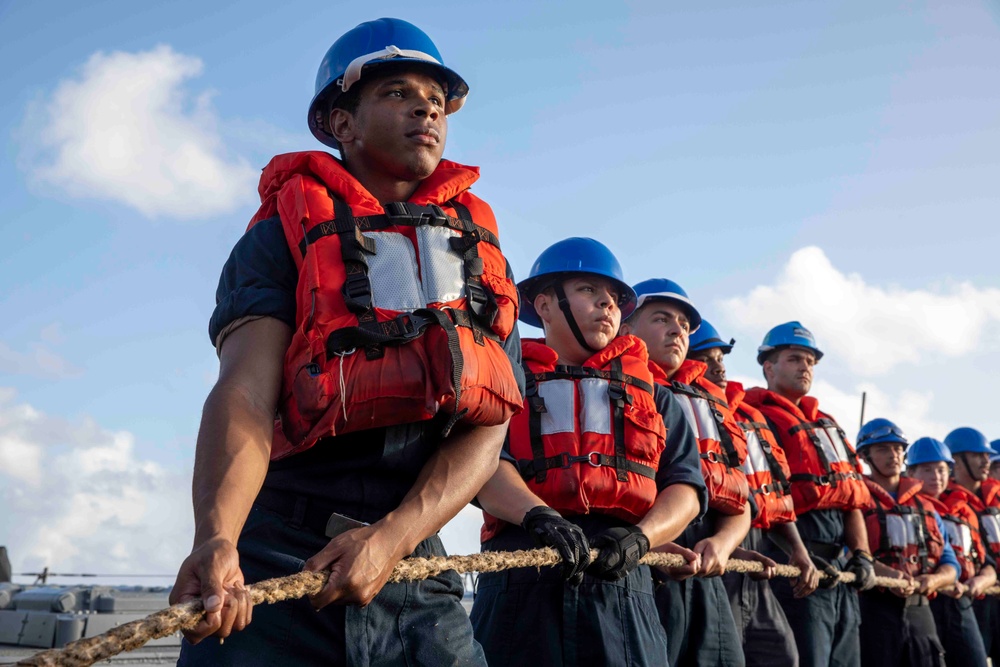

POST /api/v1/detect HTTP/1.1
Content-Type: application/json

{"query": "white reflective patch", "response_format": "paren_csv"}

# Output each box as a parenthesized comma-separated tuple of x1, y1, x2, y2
(813, 427, 847, 465)
(981, 514, 1000, 546)
(365, 232, 425, 311)
(743, 430, 770, 477)
(579, 378, 611, 435)
(416, 226, 466, 304)
(824, 427, 853, 462)
(944, 519, 973, 554)
(885, 514, 920, 548)
(537, 380, 576, 435)
(674, 392, 720, 441)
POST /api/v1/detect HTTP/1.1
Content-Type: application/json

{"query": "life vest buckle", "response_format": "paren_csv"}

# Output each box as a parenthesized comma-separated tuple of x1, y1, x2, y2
(586, 452, 602, 467)
(342, 272, 373, 313)
(559, 453, 593, 469)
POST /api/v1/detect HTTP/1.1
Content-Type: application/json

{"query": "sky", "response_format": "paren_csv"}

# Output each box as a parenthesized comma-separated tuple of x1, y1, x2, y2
(2, 0, 999, 579)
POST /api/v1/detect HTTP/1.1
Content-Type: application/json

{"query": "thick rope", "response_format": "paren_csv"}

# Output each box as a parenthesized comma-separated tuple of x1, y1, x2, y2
(17, 549, 1000, 667)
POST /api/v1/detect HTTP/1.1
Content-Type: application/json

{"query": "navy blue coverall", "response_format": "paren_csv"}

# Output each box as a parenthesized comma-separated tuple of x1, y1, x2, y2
(177, 217, 526, 667)
(470, 385, 709, 667)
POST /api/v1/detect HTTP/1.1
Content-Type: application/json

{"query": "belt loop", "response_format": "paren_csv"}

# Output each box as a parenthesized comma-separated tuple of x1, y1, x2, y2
(291, 496, 308, 529)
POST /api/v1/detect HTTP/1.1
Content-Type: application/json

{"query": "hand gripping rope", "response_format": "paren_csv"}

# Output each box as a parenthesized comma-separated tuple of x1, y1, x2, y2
(17, 549, 1000, 666)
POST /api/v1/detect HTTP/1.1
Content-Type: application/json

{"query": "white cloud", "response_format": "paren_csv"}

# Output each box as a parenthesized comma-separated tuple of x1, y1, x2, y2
(19, 45, 258, 220)
(439, 505, 487, 559)
(0, 389, 191, 577)
(719, 246, 1000, 375)
(0, 340, 81, 378)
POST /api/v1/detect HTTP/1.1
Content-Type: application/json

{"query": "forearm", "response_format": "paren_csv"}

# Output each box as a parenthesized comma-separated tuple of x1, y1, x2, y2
(931, 564, 958, 590)
(192, 381, 275, 546)
(843, 509, 870, 553)
(476, 459, 548, 525)
(638, 483, 700, 548)
(378, 422, 508, 559)
(710, 503, 752, 556)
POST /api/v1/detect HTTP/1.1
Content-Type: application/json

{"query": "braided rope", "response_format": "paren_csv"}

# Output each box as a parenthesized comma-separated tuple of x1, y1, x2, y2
(16, 549, 1000, 666)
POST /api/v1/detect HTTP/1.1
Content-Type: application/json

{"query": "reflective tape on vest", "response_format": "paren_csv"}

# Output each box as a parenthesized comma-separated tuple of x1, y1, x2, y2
(884, 513, 924, 550)
(981, 511, 1000, 548)
(674, 393, 721, 442)
(365, 226, 468, 310)
(742, 429, 770, 478)
(943, 517, 974, 556)
(536, 377, 616, 436)
(812, 424, 853, 466)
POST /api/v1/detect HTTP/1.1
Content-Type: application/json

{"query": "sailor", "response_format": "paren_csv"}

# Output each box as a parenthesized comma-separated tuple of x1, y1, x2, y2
(620, 280, 750, 667)
(907, 436, 993, 667)
(687, 320, 818, 667)
(743, 321, 876, 667)
(942, 427, 1000, 665)
(855, 419, 957, 667)
(471, 238, 707, 666)
(171, 18, 525, 665)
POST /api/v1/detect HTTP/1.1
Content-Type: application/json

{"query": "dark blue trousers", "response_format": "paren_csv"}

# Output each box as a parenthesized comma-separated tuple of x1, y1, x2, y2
(471, 521, 668, 667)
(770, 574, 860, 667)
(655, 572, 746, 667)
(859, 592, 944, 667)
(973, 595, 1000, 664)
(177, 503, 485, 667)
(930, 594, 988, 667)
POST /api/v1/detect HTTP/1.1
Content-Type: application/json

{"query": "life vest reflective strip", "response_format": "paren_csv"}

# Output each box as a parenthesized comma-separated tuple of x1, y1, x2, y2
(248, 151, 522, 459)
(929, 491, 982, 582)
(743, 388, 872, 514)
(786, 416, 863, 488)
(940, 482, 1000, 569)
(734, 405, 796, 528)
(481, 337, 666, 542)
(864, 479, 944, 578)
(658, 363, 749, 516)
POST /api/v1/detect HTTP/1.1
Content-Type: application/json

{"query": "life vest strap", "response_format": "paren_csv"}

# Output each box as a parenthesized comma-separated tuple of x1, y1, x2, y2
(299, 198, 502, 257)
(516, 452, 656, 481)
(789, 471, 863, 486)
(531, 367, 654, 396)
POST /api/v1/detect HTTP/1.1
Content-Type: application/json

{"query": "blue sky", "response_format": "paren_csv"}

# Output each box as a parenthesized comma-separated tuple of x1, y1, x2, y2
(2, 0, 999, 575)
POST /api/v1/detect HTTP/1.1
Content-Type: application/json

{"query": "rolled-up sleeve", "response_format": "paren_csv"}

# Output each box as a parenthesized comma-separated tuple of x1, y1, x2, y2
(209, 216, 298, 349)
(654, 384, 709, 521)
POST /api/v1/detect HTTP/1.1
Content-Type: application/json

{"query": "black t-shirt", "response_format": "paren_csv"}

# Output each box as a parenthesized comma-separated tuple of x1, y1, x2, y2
(211, 216, 526, 521)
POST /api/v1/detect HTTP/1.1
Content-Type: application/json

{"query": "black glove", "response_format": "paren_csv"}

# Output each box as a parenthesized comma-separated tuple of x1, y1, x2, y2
(844, 549, 877, 591)
(521, 506, 591, 585)
(810, 554, 841, 589)
(586, 526, 650, 581)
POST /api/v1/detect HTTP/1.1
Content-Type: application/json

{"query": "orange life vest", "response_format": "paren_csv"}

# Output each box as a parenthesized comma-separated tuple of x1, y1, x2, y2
(923, 490, 985, 583)
(940, 480, 1000, 563)
(726, 382, 796, 529)
(744, 388, 872, 514)
(651, 360, 750, 516)
(481, 336, 667, 542)
(247, 151, 523, 460)
(863, 477, 944, 579)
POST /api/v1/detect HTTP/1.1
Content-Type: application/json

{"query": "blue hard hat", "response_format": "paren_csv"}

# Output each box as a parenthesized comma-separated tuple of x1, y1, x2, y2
(990, 440, 1000, 463)
(856, 418, 909, 451)
(905, 437, 954, 467)
(944, 427, 994, 455)
(308, 18, 470, 149)
(756, 321, 824, 365)
(688, 319, 734, 355)
(631, 279, 703, 332)
(517, 238, 636, 328)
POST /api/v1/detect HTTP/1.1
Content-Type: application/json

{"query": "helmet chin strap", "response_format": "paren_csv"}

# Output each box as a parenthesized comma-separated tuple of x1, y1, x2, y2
(862, 451, 894, 480)
(957, 452, 978, 483)
(553, 282, 597, 354)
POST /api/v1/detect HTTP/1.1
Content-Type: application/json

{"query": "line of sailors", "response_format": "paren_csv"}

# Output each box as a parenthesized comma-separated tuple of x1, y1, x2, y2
(469, 237, 1000, 667)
